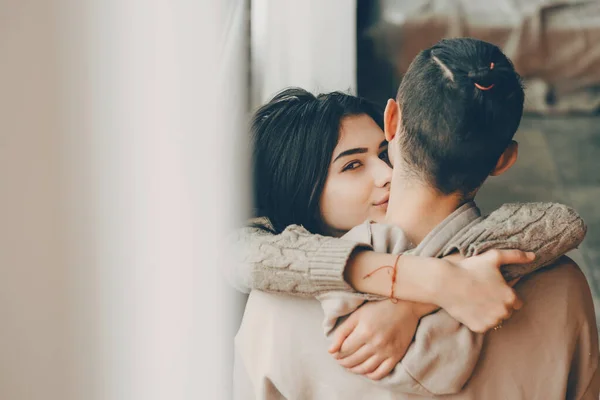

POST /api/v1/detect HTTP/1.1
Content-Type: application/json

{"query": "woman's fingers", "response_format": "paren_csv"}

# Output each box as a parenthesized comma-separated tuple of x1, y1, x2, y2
(328, 317, 358, 354)
(507, 279, 524, 310)
(444, 250, 530, 332)
(366, 358, 397, 381)
(337, 344, 372, 369)
(499, 287, 522, 312)
(348, 354, 384, 375)
(487, 249, 535, 267)
(336, 329, 366, 359)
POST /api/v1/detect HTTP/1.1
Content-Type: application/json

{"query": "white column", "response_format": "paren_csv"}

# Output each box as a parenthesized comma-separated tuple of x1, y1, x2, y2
(251, 0, 357, 107)
(0, 0, 247, 399)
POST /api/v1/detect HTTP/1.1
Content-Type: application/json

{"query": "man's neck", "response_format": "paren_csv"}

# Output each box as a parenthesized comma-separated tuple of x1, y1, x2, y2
(385, 169, 464, 245)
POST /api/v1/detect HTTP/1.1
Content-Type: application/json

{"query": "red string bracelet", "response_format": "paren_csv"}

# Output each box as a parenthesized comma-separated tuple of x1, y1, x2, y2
(362, 254, 402, 303)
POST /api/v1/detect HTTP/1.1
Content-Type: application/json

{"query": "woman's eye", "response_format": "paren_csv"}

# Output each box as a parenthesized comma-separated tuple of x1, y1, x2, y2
(342, 161, 362, 172)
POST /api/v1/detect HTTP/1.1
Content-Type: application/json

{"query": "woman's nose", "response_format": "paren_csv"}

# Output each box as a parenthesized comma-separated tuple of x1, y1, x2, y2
(374, 159, 393, 188)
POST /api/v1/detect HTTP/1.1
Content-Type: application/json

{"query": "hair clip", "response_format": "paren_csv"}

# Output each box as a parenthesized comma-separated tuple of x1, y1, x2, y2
(475, 83, 495, 90)
(475, 62, 495, 90)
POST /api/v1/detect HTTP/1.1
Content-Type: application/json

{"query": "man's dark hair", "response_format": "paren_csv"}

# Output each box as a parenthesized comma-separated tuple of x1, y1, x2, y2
(397, 38, 524, 196)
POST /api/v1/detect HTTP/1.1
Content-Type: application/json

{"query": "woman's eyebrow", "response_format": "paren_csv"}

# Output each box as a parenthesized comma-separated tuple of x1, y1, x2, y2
(333, 147, 367, 162)
(334, 140, 389, 162)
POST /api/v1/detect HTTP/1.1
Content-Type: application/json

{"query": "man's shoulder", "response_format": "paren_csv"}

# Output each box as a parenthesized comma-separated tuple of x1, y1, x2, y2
(542, 255, 581, 275)
(526, 254, 591, 298)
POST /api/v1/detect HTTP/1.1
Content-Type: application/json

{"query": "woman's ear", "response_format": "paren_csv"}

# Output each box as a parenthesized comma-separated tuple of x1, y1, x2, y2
(384, 99, 400, 142)
(490, 140, 519, 176)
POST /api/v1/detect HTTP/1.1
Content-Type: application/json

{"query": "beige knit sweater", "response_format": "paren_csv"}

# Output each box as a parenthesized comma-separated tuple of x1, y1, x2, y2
(225, 202, 586, 298)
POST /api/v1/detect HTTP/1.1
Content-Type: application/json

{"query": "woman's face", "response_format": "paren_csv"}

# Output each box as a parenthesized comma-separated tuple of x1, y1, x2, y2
(319, 114, 392, 236)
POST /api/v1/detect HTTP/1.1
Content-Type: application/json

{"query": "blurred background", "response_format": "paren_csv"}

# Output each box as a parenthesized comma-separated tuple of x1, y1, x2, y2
(1, 1, 599, 399)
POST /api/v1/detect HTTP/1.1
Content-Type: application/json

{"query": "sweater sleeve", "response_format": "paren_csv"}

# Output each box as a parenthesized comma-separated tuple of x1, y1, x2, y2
(223, 219, 370, 297)
(444, 202, 587, 280)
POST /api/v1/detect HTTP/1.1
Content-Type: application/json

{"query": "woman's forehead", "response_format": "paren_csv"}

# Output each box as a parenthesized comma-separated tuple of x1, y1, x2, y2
(337, 114, 385, 147)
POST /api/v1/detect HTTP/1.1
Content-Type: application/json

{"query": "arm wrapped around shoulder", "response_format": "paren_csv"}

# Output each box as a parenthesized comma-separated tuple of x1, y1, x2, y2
(444, 202, 586, 280)
(224, 217, 367, 296)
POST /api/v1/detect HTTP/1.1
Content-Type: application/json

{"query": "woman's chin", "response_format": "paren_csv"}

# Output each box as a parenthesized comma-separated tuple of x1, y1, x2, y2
(371, 202, 389, 221)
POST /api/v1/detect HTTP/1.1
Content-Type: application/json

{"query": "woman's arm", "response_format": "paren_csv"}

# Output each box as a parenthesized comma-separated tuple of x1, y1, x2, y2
(225, 219, 523, 322)
(346, 249, 527, 332)
(331, 300, 481, 396)
(225, 202, 585, 312)
(224, 221, 372, 296)
(445, 202, 587, 281)
(224, 218, 450, 300)
(225, 218, 526, 328)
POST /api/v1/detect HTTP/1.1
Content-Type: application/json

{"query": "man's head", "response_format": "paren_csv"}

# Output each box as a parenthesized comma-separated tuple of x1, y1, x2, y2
(384, 38, 524, 199)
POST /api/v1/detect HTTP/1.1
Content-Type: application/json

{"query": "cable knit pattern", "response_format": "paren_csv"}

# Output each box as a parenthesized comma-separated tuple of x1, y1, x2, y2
(444, 202, 587, 281)
(226, 218, 364, 296)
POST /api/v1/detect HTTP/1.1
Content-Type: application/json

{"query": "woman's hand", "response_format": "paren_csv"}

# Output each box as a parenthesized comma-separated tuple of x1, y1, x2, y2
(327, 300, 425, 381)
(435, 249, 535, 333)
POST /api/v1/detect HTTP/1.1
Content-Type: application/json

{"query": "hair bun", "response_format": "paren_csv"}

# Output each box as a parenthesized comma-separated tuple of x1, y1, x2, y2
(468, 62, 495, 90)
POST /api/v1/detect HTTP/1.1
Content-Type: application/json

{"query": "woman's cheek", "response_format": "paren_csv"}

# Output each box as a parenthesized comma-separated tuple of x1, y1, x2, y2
(320, 182, 349, 230)
(322, 173, 373, 230)
(342, 179, 372, 226)
(322, 197, 358, 232)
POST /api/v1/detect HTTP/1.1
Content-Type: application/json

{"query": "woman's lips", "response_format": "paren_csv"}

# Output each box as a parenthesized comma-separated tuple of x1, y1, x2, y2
(375, 200, 389, 210)
(373, 194, 390, 207)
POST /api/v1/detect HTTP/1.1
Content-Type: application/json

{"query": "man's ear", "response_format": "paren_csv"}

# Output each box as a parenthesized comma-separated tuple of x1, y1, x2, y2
(490, 140, 519, 176)
(384, 99, 400, 142)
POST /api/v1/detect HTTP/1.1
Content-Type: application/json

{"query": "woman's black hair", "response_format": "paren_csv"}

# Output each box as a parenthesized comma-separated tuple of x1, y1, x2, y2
(397, 37, 525, 196)
(251, 88, 383, 234)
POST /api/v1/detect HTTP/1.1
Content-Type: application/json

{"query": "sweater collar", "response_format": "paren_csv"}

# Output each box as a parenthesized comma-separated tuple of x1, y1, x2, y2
(411, 202, 482, 257)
